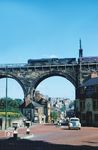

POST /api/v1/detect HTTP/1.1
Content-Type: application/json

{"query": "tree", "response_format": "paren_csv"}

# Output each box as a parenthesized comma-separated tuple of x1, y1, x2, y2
(50, 111, 59, 121)
(0, 97, 23, 117)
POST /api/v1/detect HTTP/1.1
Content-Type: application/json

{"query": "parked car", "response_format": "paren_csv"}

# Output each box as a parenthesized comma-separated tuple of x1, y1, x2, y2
(68, 117, 81, 130)
(58, 119, 68, 126)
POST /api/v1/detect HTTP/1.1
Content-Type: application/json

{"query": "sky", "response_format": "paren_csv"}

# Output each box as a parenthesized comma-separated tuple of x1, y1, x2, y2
(0, 0, 98, 100)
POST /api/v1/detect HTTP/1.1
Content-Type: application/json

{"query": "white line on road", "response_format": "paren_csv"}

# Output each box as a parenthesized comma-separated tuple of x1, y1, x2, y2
(21, 134, 34, 139)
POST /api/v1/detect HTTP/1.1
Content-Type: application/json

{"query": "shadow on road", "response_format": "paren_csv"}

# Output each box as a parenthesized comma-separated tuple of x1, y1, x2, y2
(0, 137, 98, 150)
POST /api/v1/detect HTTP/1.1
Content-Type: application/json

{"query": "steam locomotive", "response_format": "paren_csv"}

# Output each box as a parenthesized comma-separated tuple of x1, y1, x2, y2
(27, 58, 77, 66)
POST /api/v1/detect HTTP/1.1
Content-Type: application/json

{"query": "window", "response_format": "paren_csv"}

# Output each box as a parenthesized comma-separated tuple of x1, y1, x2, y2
(34, 108, 38, 114)
(93, 100, 98, 111)
(80, 88, 84, 94)
(80, 101, 85, 111)
(81, 113, 85, 121)
(94, 114, 98, 121)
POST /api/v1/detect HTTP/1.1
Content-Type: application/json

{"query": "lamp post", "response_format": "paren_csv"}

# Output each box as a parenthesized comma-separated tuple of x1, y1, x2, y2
(5, 67, 8, 130)
(30, 99, 33, 126)
(30, 88, 35, 126)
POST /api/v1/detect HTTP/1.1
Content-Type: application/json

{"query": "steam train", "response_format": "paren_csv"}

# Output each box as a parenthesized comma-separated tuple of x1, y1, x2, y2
(27, 58, 77, 66)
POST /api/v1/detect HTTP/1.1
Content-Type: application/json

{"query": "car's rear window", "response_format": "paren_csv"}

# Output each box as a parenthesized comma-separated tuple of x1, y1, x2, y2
(70, 119, 79, 121)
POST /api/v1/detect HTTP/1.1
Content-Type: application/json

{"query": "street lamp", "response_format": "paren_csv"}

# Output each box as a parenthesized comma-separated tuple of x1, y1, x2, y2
(5, 67, 8, 130)
(30, 88, 35, 126)
(30, 99, 33, 126)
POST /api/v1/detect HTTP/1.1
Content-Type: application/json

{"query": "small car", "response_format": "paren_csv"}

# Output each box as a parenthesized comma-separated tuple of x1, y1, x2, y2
(68, 117, 81, 130)
(58, 119, 67, 126)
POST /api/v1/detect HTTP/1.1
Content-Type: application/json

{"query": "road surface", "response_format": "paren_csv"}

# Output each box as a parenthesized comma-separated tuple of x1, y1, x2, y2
(0, 124, 98, 150)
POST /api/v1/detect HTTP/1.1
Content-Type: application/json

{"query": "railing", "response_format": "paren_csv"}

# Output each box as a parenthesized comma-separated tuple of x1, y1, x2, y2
(0, 61, 98, 69)
(0, 63, 27, 68)
(0, 63, 78, 69)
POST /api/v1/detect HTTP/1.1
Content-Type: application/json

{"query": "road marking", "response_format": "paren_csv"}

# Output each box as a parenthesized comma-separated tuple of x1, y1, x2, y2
(21, 134, 34, 139)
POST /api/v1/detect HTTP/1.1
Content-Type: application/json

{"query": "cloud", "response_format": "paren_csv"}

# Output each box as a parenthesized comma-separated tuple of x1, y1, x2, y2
(50, 54, 58, 58)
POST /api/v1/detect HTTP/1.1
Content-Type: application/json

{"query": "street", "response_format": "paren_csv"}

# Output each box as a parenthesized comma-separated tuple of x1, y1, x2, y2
(31, 124, 98, 146)
(0, 124, 98, 150)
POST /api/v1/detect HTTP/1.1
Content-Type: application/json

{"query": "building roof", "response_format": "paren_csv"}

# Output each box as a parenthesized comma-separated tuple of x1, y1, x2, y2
(26, 101, 43, 108)
(32, 101, 43, 107)
(81, 77, 98, 87)
(20, 101, 43, 108)
(19, 102, 25, 108)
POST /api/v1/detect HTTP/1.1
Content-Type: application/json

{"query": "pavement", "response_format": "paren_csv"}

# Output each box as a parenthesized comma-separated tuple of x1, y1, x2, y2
(0, 123, 54, 140)
(0, 125, 35, 139)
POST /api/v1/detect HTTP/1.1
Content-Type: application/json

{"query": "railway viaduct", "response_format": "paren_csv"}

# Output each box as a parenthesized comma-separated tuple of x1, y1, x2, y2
(0, 45, 98, 106)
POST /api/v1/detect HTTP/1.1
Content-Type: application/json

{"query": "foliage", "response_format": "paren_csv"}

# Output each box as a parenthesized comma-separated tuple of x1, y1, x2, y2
(50, 111, 59, 121)
(0, 97, 23, 118)
(0, 111, 22, 118)
(60, 105, 66, 112)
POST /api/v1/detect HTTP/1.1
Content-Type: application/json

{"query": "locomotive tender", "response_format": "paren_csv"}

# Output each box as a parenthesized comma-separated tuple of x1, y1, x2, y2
(78, 56, 98, 63)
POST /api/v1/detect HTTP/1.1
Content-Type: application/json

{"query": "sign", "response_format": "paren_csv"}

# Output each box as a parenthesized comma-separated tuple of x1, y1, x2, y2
(5, 130, 13, 137)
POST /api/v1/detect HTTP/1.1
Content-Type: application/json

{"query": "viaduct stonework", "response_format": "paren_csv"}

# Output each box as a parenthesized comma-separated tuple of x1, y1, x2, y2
(0, 44, 98, 106)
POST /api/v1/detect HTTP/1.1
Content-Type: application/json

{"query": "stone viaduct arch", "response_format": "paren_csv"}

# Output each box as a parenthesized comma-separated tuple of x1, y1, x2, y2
(0, 62, 78, 106)
(34, 70, 76, 89)
(0, 72, 26, 97)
